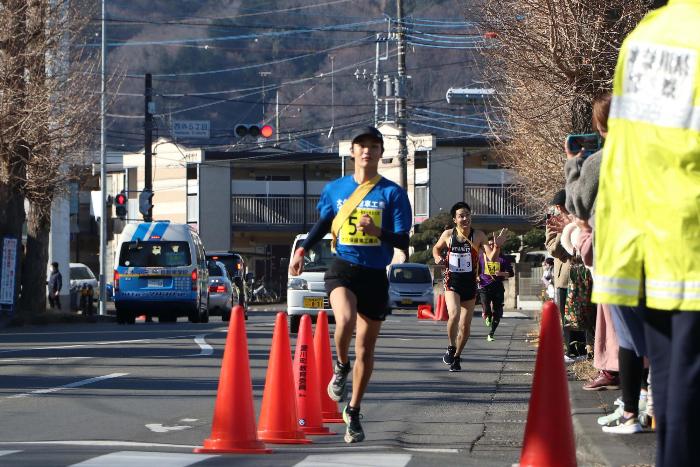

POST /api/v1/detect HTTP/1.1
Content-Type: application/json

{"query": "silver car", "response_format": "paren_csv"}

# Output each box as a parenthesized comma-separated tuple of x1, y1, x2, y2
(207, 261, 240, 321)
(387, 263, 435, 310)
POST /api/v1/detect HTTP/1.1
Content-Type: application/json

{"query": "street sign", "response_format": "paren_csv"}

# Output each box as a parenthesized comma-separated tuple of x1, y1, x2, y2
(172, 120, 210, 139)
(0, 235, 19, 316)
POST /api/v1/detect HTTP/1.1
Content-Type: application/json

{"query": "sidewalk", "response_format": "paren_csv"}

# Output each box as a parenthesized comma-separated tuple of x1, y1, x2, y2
(570, 373, 656, 466)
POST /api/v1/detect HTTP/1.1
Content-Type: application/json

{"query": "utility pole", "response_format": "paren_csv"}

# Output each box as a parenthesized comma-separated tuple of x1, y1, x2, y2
(396, 0, 408, 190)
(144, 73, 153, 222)
(98, 0, 107, 316)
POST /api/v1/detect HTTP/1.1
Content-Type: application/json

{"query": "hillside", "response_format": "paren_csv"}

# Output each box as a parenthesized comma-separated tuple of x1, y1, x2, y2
(102, 0, 487, 152)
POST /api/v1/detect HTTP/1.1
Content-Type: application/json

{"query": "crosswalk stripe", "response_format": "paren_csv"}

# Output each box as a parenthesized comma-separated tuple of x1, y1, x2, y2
(69, 451, 217, 467)
(294, 453, 411, 467)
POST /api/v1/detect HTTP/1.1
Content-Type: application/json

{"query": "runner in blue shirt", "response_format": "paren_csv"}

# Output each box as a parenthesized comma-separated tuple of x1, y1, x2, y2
(288, 126, 412, 443)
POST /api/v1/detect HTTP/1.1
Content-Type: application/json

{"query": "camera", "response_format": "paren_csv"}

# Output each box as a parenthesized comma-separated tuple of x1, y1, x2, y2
(566, 133, 602, 158)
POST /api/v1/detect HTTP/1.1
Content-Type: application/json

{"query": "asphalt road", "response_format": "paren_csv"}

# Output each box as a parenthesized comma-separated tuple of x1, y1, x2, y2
(0, 305, 537, 467)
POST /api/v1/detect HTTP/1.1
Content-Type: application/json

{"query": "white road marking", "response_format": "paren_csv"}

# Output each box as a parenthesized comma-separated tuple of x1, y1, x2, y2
(295, 454, 411, 467)
(145, 423, 192, 433)
(404, 448, 460, 453)
(180, 418, 198, 422)
(8, 373, 128, 399)
(0, 356, 92, 363)
(0, 450, 20, 457)
(186, 335, 213, 356)
(503, 311, 528, 318)
(69, 451, 217, 467)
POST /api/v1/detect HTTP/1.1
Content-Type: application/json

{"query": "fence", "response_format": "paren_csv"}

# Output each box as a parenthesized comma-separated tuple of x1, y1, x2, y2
(232, 195, 320, 225)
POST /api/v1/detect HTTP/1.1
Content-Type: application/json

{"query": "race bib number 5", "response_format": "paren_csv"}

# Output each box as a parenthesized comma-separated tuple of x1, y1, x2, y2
(448, 253, 472, 272)
(338, 208, 382, 247)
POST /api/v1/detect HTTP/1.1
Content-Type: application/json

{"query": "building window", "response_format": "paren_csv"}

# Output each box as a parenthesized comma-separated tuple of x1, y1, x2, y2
(414, 151, 428, 170)
(415, 185, 428, 217)
(186, 164, 197, 180)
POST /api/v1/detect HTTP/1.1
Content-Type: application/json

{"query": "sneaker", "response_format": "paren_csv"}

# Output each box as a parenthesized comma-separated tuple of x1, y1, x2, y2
(638, 411, 652, 429)
(583, 370, 620, 391)
(486, 334, 495, 342)
(449, 355, 461, 372)
(598, 405, 623, 426)
(564, 354, 575, 364)
(602, 413, 642, 434)
(328, 361, 351, 402)
(443, 345, 456, 365)
(342, 405, 365, 443)
(484, 315, 492, 328)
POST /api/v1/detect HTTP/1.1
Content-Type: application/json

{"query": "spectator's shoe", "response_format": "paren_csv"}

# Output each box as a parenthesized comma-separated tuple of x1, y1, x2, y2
(327, 361, 351, 402)
(486, 334, 495, 342)
(449, 356, 461, 372)
(342, 405, 365, 443)
(443, 345, 456, 365)
(598, 406, 623, 426)
(583, 370, 620, 391)
(564, 354, 575, 364)
(638, 411, 653, 429)
(602, 413, 642, 434)
(614, 395, 648, 412)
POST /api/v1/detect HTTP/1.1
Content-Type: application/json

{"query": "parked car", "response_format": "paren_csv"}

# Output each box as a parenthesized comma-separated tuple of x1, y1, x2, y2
(521, 250, 552, 267)
(205, 251, 247, 308)
(287, 233, 333, 333)
(387, 263, 435, 311)
(69, 262, 98, 291)
(207, 261, 242, 321)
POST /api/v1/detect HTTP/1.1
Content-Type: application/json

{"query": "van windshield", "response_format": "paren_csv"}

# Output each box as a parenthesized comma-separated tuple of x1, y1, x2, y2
(390, 267, 432, 284)
(119, 241, 191, 267)
(296, 239, 333, 272)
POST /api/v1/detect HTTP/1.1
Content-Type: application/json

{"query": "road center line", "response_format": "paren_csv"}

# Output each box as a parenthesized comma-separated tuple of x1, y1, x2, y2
(8, 373, 129, 399)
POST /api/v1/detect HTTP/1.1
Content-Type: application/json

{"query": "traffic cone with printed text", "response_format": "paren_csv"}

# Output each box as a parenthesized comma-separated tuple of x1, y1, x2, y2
(194, 305, 271, 454)
(313, 311, 344, 423)
(417, 304, 435, 320)
(434, 294, 448, 321)
(519, 301, 576, 467)
(257, 312, 312, 444)
(293, 314, 335, 435)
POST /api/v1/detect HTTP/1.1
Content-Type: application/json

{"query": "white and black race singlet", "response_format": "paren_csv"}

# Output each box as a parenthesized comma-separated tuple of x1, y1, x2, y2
(443, 228, 479, 301)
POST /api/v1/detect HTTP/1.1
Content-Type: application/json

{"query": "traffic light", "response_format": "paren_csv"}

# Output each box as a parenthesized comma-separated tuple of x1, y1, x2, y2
(115, 191, 127, 220)
(139, 189, 154, 218)
(234, 124, 274, 139)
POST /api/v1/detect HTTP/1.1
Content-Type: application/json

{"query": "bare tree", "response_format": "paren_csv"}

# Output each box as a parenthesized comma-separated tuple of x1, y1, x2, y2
(476, 0, 651, 212)
(0, 0, 100, 321)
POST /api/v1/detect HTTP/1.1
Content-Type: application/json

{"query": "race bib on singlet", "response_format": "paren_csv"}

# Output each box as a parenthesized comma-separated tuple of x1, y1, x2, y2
(485, 261, 500, 275)
(448, 252, 472, 273)
(338, 207, 382, 247)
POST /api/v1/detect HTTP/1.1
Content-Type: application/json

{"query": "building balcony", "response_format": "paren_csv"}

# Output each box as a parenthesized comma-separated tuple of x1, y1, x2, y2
(232, 195, 320, 230)
(464, 184, 534, 220)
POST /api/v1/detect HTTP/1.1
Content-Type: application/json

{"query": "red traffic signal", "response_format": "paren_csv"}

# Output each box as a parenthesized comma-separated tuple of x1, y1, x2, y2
(234, 124, 274, 139)
(260, 124, 274, 138)
(115, 191, 127, 220)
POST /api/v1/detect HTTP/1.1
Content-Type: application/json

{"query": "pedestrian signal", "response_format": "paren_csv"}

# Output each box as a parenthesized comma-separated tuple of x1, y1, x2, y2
(115, 191, 127, 220)
(139, 189, 154, 218)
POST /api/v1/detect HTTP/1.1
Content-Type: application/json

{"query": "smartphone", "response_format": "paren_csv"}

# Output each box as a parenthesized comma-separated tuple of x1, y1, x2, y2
(566, 133, 601, 158)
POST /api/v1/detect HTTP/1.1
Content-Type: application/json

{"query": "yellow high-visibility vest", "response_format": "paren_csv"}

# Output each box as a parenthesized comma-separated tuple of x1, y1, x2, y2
(593, 0, 700, 311)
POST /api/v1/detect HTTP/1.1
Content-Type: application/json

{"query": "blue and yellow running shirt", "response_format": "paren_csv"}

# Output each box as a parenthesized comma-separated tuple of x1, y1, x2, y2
(318, 175, 412, 269)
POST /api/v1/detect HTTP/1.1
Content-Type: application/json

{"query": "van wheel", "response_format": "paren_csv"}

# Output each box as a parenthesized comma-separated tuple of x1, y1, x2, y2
(199, 310, 209, 323)
(188, 308, 200, 323)
(290, 315, 301, 334)
(222, 310, 230, 322)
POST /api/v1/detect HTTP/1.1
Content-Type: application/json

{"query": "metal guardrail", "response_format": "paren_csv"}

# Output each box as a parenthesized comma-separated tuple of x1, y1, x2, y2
(232, 195, 321, 225)
(464, 185, 532, 217)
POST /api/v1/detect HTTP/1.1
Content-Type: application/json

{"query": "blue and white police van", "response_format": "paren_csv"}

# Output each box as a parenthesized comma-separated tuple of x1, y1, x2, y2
(113, 221, 209, 324)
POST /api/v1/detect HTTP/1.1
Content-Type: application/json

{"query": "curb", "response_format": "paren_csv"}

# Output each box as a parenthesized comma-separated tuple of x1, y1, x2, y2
(570, 379, 653, 467)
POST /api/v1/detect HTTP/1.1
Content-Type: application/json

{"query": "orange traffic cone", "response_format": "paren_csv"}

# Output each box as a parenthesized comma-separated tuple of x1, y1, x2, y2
(417, 304, 435, 320)
(293, 314, 335, 435)
(194, 305, 271, 454)
(257, 312, 312, 444)
(313, 311, 344, 424)
(434, 294, 448, 321)
(519, 301, 576, 467)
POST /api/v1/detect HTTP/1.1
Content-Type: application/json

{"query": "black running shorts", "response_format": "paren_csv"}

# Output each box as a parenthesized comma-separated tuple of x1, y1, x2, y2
(444, 272, 477, 302)
(324, 258, 390, 321)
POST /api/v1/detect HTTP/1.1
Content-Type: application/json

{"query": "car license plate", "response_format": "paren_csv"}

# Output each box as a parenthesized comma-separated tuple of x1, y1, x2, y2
(148, 279, 163, 288)
(303, 297, 324, 309)
(401, 298, 413, 305)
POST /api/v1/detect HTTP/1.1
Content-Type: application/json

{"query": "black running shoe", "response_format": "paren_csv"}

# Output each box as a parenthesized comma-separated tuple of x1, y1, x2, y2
(449, 355, 461, 372)
(443, 345, 456, 365)
(342, 405, 365, 443)
(328, 361, 351, 402)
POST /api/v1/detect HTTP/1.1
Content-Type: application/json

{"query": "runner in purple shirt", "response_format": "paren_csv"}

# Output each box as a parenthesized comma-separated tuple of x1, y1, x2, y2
(478, 236, 514, 341)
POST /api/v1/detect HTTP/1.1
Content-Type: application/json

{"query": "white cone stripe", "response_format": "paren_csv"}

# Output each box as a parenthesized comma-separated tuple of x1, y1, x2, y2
(69, 451, 217, 467)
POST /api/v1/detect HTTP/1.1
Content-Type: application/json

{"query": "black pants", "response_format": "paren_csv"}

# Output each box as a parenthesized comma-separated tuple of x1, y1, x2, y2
(643, 308, 700, 467)
(555, 287, 572, 352)
(479, 281, 504, 336)
(48, 293, 61, 310)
